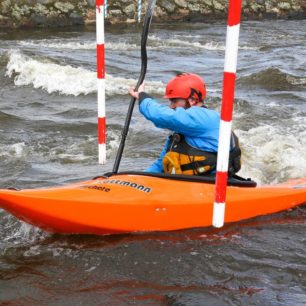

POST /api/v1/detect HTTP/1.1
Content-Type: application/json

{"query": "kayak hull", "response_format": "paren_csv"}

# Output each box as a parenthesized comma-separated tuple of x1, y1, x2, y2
(0, 174, 305, 235)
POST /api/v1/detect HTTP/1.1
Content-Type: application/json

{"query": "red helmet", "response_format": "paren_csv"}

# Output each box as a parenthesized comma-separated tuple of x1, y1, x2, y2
(164, 73, 206, 102)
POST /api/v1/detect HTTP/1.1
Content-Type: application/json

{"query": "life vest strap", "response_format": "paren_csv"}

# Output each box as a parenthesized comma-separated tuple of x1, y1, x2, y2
(180, 157, 216, 173)
(181, 152, 217, 173)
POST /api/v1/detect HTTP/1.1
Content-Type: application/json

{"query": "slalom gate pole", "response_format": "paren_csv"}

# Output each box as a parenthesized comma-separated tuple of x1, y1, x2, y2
(212, 0, 242, 228)
(96, 0, 106, 164)
(137, 0, 142, 22)
(105, 0, 108, 18)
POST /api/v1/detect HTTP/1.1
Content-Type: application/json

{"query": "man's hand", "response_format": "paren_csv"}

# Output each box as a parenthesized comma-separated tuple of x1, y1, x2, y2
(128, 83, 145, 99)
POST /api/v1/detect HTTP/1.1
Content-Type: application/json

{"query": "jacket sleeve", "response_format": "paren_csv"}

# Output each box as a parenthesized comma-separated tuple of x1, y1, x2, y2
(145, 138, 170, 173)
(139, 97, 210, 136)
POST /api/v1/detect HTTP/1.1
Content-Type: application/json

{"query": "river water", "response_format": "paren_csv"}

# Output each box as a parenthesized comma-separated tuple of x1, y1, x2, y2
(0, 20, 306, 305)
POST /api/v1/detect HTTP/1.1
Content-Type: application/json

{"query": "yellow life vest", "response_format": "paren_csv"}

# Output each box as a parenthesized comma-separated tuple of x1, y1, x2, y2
(162, 133, 241, 176)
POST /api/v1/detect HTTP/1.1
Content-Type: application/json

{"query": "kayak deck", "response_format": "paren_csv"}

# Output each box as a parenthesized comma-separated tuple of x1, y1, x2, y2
(0, 173, 305, 235)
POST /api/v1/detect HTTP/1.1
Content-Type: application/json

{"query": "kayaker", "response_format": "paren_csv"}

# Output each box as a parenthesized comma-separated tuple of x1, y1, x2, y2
(129, 72, 241, 176)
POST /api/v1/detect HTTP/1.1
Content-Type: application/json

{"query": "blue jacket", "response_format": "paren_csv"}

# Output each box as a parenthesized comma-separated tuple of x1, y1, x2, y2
(139, 95, 220, 173)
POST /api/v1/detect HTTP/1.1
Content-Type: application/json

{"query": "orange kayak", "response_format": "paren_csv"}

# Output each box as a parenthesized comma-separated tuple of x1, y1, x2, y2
(0, 172, 305, 235)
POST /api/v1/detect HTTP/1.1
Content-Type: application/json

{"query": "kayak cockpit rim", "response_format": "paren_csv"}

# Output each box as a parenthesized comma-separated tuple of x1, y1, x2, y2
(94, 171, 257, 188)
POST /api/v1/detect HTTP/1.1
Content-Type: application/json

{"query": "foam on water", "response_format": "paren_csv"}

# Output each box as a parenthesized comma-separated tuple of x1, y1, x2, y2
(148, 35, 226, 50)
(0, 129, 122, 168)
(1, 213, 47, 245)
(106, 74, 164, 96)
(107, 128, 121, 152)
(6, 50, 96, 96)
(20, 39, 96, 50)
(20, 39, 138, 51)
(286, 75, 306, 86)
(237, 121, 306, 185)
(5, 50, 165, 96)
(149, 35, 257, 50)
(18, 37, 256, 52)
(0, 142, 27, 159)
(48, 130, 120, 163)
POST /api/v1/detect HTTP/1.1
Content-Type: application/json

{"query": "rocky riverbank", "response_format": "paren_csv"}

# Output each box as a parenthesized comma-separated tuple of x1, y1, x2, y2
(0, 0, 306, 28)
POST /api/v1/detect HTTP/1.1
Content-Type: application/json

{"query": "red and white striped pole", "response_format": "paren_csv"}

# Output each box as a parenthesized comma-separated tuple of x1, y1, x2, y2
(212, 0, 242, 228)
(96, 0, 106, 164)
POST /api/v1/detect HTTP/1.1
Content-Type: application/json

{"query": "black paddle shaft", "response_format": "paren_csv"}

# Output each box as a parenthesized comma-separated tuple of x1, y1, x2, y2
(112, 0, 156, 173)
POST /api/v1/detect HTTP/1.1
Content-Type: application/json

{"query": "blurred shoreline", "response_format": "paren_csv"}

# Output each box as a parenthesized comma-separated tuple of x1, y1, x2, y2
(0, 0, 306, 29)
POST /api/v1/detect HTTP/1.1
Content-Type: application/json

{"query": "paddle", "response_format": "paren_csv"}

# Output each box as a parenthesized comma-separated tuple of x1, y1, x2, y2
(112, 0, 156, 173)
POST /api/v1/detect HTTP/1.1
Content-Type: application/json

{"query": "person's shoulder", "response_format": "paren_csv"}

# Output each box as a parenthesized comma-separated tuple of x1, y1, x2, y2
(188, 106, 220, 120)
(189, 106, 217, 113)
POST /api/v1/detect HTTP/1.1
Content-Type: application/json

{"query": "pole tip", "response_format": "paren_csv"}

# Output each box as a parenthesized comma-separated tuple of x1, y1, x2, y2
(98, 145, 107, 165)
(212, 202, 225, 228)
